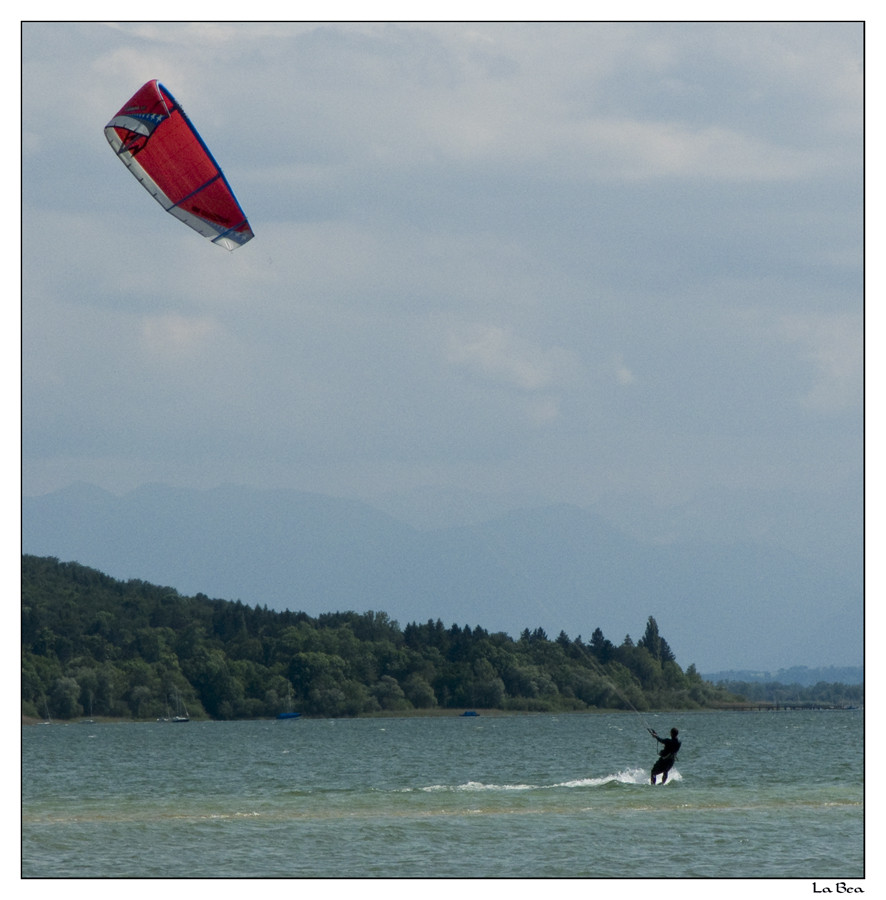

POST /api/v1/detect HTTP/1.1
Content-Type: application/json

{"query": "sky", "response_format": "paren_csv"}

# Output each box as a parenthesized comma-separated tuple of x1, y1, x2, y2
(20, 22, 863, 658)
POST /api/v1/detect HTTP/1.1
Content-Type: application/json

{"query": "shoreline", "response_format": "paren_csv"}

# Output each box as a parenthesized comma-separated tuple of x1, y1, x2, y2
(22, 703, 861, 726)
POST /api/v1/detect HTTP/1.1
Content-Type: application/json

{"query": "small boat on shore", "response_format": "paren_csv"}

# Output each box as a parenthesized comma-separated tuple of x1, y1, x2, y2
(276, 686, 300, 719)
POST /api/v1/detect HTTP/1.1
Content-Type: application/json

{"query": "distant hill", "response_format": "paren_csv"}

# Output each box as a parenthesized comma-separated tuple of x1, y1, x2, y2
(703, 666, 863, 686)
(21, 483, 862, 672)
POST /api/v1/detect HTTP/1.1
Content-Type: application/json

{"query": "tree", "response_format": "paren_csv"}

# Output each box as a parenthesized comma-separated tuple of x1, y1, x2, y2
(469, 674, 505, 708)
(637, 616, 675, 663)
(50, 676, 82, 719)
(287, 651, 348, 700)
(402, 673, 437, 708)
(372, 675, 409, 711)
(188, 648, 244, 719)
(589, 627, 614, 662)
(128, 684, 153, 718)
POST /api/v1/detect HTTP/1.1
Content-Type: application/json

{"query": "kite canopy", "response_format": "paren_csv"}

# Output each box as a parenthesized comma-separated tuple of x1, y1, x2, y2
(104, 80, 254, 250)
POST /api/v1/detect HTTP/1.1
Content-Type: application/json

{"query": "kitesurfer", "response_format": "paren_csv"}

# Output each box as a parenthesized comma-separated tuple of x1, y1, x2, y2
(649, 727, 680, 785)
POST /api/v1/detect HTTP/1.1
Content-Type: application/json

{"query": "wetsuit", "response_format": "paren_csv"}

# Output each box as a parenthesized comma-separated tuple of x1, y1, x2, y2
(650, 732, 681, 784)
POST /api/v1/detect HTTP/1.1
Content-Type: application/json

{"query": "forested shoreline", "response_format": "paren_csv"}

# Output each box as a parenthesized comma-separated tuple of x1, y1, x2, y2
(23, 554, 839, 721)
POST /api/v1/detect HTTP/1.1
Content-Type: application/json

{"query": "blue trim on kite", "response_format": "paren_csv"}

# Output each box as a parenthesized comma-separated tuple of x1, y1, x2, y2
(213, 217, 253, 245)
(168, 172, 224, 211)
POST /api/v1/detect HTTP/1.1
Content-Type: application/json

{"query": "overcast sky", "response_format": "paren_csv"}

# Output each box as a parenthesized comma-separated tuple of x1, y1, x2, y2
(22, 22, 862, 580)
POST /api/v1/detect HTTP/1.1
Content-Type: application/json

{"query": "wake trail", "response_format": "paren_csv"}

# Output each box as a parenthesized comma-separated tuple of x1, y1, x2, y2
(412, 768, 681, 793)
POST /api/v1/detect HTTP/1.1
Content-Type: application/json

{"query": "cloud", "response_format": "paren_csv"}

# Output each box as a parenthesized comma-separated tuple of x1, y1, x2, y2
(139, 314, 221, 358)
(21, 22, 862, 579)
(445, 324, 576, 393)
(778, 312, 862, 414)
(613, 353, 636, 386)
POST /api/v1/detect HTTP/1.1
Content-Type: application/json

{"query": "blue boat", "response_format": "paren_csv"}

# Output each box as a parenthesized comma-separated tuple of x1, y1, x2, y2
(277, 686, 300, 719)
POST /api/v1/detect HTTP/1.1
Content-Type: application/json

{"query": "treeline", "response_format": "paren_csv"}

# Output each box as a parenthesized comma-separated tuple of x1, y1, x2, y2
(22, 555, 741, 720)
(712, 680, 863, 707)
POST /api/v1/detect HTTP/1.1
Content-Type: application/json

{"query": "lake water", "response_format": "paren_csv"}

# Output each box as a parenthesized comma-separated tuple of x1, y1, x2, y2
(21, 709, 863, 881)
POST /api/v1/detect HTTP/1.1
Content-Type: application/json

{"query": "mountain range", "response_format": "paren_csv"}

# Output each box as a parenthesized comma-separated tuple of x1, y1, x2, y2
(20, 482, 862, 672)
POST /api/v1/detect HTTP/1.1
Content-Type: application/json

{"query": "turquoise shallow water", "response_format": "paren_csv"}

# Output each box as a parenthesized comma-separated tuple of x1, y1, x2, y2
(21, 709, 863, 878)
